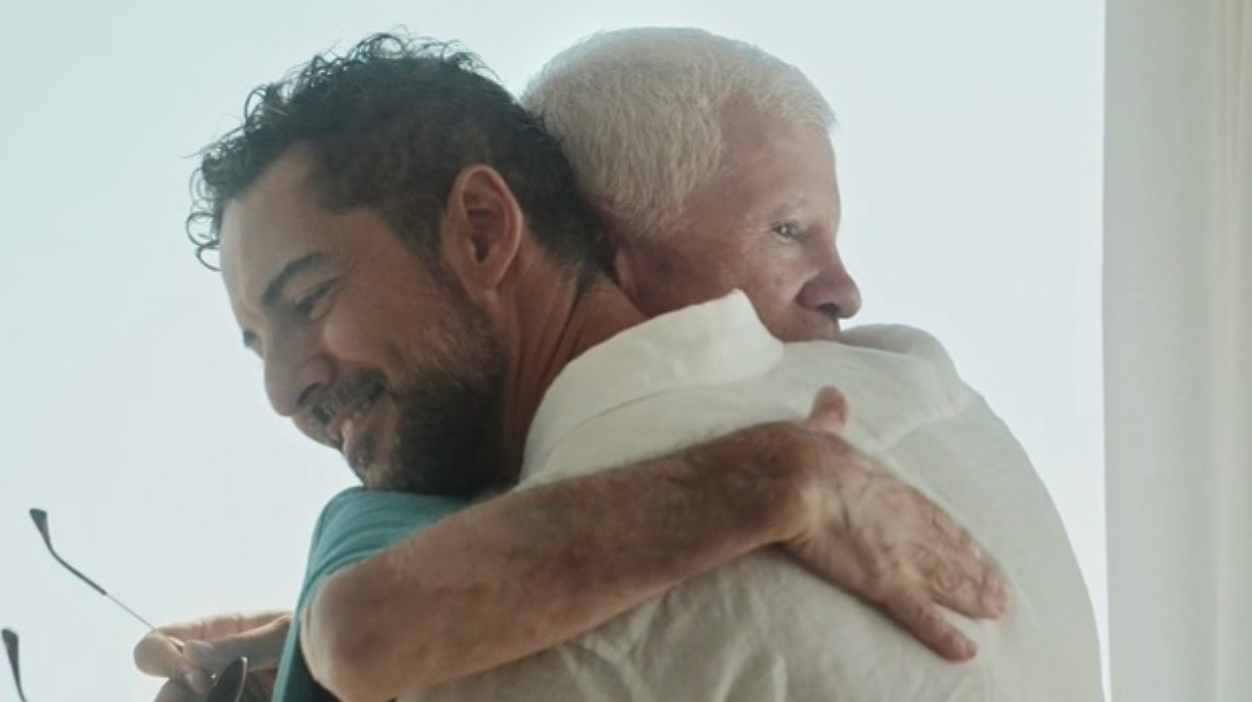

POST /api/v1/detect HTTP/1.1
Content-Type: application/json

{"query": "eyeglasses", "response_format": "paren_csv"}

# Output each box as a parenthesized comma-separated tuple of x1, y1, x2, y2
(3, 628, 29, 702)
(9, 509, 249, 702)
(4, 627, 246, 702)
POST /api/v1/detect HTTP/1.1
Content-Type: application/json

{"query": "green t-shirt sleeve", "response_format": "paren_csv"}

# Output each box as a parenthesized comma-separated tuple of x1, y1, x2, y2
(274, 487, 468, 702)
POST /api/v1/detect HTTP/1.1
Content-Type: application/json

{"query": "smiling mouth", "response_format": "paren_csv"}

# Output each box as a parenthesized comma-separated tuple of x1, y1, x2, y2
(336, 394, 384, 476)
(335, 393, 377, 446)
(319, 376, 387, 448)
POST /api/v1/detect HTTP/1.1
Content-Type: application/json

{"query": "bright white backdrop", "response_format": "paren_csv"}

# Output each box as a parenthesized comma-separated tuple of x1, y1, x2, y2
(0, 1, 1105, 699)
(1105, 0, 1251, 700)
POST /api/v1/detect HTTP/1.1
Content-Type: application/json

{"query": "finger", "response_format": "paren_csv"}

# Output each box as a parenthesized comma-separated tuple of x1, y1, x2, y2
(804, 386, 849, 433)
(153, 678, 196, 702)
(913, 545, 986, 619)
(929, 555, 1008, 620)
(135, 631, 186, 678)
(135, 632, 210, 696)
(184, 612, 292, 672)
(184, 667, 213, 696)
(881, 588, 978, 662)
(153, 610, 292, 643)
(921, 509, 1008, 618)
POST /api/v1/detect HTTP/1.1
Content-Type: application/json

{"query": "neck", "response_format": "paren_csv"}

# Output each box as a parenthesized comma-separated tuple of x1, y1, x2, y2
(494, 272, 646, 484)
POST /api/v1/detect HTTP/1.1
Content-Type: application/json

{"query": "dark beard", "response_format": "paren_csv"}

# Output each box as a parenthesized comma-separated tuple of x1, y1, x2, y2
(364, 279, 509, 497)
(350, 257, 511, 497)
(380, 360, 506, 497)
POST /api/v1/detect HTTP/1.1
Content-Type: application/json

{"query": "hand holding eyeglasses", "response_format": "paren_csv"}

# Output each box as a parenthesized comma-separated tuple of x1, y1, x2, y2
(10, 509, 252, 702)
(134, 611, 289, 702)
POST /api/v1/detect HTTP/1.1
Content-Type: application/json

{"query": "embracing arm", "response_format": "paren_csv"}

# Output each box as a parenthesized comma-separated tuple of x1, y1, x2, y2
(304, 389, 1005, 702)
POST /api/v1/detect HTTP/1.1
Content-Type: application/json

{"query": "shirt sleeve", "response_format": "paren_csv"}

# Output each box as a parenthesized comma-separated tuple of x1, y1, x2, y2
(273, 487, 469, 702)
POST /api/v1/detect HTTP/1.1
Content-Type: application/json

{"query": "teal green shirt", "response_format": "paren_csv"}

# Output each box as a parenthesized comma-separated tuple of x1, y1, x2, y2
(273, 487, 468, 701)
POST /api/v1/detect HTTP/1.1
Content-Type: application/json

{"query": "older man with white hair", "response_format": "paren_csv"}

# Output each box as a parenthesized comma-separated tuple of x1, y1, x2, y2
(523, 27, 861, 344)
(136, 27, 1101, 702)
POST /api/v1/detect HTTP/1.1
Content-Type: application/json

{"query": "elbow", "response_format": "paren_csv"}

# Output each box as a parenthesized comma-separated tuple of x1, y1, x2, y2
(302, 571, 392, 702)
(301, 567, 446, 701)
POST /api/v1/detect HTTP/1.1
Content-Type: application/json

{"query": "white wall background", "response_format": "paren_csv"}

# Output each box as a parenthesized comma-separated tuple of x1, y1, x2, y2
(0, 1, 1105, 699)
(1104, 1, 1252, 700)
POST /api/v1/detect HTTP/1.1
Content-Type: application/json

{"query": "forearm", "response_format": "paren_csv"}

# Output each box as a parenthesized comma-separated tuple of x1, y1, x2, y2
(303, 424, 806, 702)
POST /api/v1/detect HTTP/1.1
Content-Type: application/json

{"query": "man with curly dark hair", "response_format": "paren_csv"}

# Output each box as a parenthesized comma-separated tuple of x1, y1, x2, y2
(134, 30, 1099, 702)
(184, 35, 609, 498)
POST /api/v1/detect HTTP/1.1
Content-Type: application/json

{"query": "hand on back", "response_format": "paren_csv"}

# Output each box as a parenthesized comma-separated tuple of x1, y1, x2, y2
(772, 387, 1007, 661)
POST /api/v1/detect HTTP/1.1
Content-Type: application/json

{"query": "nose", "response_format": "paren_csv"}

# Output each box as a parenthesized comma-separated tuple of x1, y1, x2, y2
(798, 241, 862, 320)
(263, 332, 332, 420)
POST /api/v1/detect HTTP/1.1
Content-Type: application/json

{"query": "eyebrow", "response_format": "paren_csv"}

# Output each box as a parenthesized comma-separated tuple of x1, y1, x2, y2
(263, 251, 331, 308)
(764, 194, 807, 220)
(240, 251, 331, 350)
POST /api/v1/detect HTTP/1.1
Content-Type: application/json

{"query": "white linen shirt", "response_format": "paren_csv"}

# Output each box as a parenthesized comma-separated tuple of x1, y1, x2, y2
(416, 291, 1104, 702)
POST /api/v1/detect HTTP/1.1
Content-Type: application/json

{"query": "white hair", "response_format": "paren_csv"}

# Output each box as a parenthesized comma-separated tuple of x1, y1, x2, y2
(521, 27, 835, 241)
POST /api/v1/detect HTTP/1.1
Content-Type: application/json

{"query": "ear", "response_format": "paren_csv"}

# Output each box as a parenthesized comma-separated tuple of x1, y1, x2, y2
(610, 245, 639, 300)
(439, 165, 525, 299)
(594, 197, 640, 299)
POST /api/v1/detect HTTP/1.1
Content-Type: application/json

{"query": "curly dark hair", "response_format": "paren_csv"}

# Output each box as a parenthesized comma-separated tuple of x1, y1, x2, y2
(186, 32, 608, 275)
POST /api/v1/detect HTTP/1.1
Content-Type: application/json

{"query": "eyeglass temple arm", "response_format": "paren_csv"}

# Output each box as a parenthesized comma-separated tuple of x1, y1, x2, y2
(3, 628, 31, 702)
(28, 509, 157, 630)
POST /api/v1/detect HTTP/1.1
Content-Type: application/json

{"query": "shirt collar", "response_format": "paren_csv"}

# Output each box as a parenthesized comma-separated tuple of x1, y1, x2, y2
(524, 290, 782, 471)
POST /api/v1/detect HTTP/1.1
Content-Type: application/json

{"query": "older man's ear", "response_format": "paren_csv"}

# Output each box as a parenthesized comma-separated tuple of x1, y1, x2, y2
(593, 197, 643, 300)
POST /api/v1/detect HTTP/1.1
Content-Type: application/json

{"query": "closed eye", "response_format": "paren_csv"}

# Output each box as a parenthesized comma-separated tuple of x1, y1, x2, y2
(294, 280, 337, 320)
